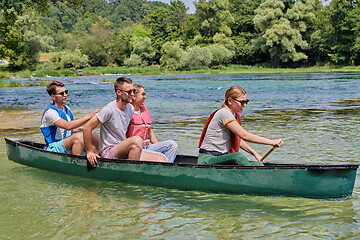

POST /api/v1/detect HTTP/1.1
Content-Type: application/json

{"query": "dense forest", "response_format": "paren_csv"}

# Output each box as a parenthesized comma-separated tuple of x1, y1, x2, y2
(1, 0, 360, 71)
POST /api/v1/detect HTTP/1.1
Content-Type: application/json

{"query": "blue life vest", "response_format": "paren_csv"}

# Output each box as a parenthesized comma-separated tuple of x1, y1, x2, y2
(40, 105, 74, 145)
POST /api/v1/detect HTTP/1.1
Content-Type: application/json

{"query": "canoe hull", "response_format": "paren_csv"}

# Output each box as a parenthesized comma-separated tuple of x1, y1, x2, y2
(5, 138, 359, 198)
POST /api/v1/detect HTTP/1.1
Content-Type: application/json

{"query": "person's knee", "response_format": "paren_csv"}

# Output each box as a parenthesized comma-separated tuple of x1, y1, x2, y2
(168, 140, 178, 149)
(73, 133, 84, 145)
(129, 136, 142, 149)
(91, 132, 100, 145)
(91, 132, 99, 141)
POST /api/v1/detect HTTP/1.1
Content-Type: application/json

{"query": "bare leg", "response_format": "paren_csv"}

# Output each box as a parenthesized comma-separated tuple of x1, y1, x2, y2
(91, 132, 100, 154)
(140, 151, 166, 162)
(62, 132, 84, 155)
(112, 136, 143, 160)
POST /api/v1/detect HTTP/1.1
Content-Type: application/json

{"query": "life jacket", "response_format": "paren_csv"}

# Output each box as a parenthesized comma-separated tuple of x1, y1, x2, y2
(40, 105, 74, 145)
(126, 105, 152, 146)
(198, 108, 241, 153)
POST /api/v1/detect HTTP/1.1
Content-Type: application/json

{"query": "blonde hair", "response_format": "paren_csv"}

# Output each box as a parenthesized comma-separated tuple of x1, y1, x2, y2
(222, 85, 246, 107)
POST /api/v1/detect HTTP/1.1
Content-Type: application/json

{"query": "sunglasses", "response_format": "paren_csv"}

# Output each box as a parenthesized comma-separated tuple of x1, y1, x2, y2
(233, 98, 249, 105)
(117, 89, 136, 95)
(55, 90, 68, 96)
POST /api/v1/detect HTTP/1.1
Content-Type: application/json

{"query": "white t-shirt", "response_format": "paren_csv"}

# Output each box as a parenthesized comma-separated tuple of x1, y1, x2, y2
(40, 107, 72, 140)
(96, 100, 134, 153)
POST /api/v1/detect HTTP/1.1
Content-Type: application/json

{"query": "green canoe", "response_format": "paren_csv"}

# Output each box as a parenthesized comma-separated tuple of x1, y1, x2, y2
(5, 138, 359, 199)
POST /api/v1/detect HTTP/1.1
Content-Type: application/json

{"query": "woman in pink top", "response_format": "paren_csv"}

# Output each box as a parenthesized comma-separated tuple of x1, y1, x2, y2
(127, 84, 178, 163)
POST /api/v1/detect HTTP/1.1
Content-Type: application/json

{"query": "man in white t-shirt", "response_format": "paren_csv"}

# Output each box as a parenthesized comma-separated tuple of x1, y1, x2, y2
(83, 77, 166, 167)
(40, 81, 99, 155)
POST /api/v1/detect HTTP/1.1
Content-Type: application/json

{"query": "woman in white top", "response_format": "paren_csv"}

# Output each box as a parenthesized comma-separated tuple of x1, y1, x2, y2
(198, 85, 284, 165)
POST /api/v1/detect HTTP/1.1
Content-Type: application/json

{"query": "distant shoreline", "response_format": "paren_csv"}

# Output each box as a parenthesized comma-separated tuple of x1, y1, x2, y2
(1, 65, 360, 80)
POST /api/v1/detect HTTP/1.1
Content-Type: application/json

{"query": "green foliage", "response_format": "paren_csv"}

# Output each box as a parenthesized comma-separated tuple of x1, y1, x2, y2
(146, 1, 188, 53)
(59, 49, 89, 69)
(229, 0, 261, 35)
(0, 79, 50, 87)
(181, 45, 212, 69)
(232, 33, 257, 64)
(208, 44, 234, 66)
(311, 0, 359, 65)
(2, 11, 53, 70)
(253, 0, 315, 66)
(253, 0, 285, 32)
(124, 54, 143, 67)
(79, 17, 112, 66)
(3, 0, 360, 70)
(195, 0, 235, 42)
(127, 24, 152, 52)
(213, 33, 235, 50)
(131, 37, 155, 66)
(160, 41, 184, 70)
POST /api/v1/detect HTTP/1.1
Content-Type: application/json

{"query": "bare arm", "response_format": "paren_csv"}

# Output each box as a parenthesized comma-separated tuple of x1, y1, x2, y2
(83, 116, 101, 166)
(149, 129, 158, 144)
(53, 108, 99, 131)
(239, 140, 262, 161)
(226, 120, 284, 147)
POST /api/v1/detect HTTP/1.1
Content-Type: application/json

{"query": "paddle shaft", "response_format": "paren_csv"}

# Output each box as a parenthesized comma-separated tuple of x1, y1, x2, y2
(260, 146, 276, 162)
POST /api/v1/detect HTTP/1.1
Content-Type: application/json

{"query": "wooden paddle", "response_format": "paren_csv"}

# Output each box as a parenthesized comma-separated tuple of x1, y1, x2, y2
(260, 146, 277, 162)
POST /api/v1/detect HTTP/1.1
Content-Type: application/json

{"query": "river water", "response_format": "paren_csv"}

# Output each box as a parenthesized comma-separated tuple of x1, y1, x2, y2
(0, 73, 359, 239)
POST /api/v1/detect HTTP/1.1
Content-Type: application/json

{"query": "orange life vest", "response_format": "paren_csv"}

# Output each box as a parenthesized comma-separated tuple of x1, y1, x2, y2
(126, 105, 152, 145)
(198, 109, 241, 153)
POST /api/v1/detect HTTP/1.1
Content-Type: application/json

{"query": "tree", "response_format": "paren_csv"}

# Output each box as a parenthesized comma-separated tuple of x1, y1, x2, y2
(108, 0, 152, 29)
(3, 11, 53, 70)
(160, 40, 184, 69)
(0, 0, 79, 69)
(347, 5, 360, 64)
(79, 17, 112, 66)
(146, 1, 188, 59)
(229, 0, 261, 35)
(208, 44, 234, 66)
(311, 0, 358, 65)
(180, 45, 212, 69)
(124, 54, 142, 67)
(59, 49, 89, 69)
(129, 37, 155, 66)
(253, 0, 315, 67)
(194, 0, 235, 43)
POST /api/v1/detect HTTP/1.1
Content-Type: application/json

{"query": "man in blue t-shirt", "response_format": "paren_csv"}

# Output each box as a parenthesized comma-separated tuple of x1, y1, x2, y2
(40, 81, 99, 155)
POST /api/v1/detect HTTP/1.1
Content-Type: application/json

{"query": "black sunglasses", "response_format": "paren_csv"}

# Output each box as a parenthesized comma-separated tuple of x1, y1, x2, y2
(233, 98, 249, 105)
(55, 90, 68, 96)
(117, 89, 136, 95)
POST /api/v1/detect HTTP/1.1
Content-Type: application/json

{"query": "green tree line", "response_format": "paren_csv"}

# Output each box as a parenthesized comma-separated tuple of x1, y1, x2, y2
(1, 0, 360, 70)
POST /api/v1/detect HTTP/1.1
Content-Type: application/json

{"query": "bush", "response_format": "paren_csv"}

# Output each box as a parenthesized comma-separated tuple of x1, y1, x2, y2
(59, 49, 89, 69)
(208, 44, 234, 66)
(131, 37, 155, 66)
(160, 41, 184, 70)
(180, 46, 212, 70)
(232, 34, 257, 65)
(124, 54, 142, 67)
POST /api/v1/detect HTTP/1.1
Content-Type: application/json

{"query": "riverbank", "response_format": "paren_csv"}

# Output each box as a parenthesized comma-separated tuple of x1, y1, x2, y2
(1, 64, 360, 80)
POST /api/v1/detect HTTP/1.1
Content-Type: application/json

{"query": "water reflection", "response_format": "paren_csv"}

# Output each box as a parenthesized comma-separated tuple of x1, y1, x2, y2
(3, 165, 358, 239)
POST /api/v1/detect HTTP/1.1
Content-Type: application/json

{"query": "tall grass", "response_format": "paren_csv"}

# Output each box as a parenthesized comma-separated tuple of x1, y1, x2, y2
(0, 79, 49, 88)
